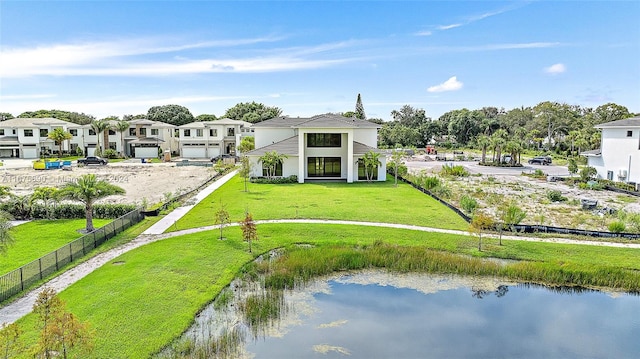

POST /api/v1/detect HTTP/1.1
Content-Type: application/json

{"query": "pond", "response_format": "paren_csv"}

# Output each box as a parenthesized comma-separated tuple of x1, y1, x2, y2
(160, 271, 640, 358)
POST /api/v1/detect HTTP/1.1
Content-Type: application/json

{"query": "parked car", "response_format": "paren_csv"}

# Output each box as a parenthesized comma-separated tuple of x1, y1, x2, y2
(77, 156, 108, 165)
(528, 156, 552, 165)
(210, 154, 235, 162)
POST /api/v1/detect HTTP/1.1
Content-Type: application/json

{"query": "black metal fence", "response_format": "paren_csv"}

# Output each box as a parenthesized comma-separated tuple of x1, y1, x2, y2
(395, 172, 640, 240)
(0, 209, 144, 303)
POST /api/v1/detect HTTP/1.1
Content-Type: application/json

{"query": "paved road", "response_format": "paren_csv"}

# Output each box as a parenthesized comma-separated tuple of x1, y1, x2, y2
(405, 159, 570, 177)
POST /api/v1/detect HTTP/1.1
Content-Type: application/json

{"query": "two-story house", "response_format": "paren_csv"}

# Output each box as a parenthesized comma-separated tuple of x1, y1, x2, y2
(0, 118, 81, 158)
(582, 116, 640, 186)
(246, 114, 386, 183)
(79, 118, 177, 158)
(177, 118, 251, 159)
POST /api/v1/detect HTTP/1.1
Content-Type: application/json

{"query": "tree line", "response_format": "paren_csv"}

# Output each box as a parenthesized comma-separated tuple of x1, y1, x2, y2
(2, 99, 634, 155)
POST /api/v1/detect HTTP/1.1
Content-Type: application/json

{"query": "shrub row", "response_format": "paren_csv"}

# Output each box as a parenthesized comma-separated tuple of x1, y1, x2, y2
(0, 203, 137, 220)
(250, 175, 298, 184)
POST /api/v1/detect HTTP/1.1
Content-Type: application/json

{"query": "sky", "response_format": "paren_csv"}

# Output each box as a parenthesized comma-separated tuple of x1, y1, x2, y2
(0, 1, 638, 121)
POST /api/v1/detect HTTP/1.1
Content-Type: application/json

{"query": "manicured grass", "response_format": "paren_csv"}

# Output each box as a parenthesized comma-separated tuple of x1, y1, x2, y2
(0, 219, 110, 275)
(13, 223, 640, 358)
(172, 174, 469, 231)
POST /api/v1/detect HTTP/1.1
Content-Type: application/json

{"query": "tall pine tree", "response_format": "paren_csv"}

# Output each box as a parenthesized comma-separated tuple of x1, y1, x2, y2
(355, 93, 366, 120)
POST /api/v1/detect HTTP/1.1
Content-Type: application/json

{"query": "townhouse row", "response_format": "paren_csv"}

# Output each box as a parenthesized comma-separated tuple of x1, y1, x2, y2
(0, 117, 253, 159)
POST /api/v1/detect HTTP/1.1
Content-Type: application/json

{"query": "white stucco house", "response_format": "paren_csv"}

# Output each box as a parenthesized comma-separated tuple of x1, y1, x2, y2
(0, 118, 82, 158)
(582, 116, 640, 186)
(0, 117, 178, 159)
(246, 114, 386, 183)
(177, 118, 252, 159)
(80, 118, 178, 158)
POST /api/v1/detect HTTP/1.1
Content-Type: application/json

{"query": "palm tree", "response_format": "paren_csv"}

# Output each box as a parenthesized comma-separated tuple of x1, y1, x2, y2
(490, 129, 508, 163)
(30, 187, 60, 219)
(358, 150, 381, 182)
(114, 120, 130, 157)
(90, 119, 110, 155)
(258, 151, 287, 179)
(47, 128, 73, 157)
(59, 174, 125, 232)
(476, 135, 491, 164)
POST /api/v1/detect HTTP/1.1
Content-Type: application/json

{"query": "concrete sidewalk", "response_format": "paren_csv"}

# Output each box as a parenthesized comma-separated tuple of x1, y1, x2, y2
(142, 170, 237, 235)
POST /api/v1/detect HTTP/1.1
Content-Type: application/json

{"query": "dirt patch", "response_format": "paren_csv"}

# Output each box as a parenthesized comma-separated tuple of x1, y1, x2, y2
(0, 162, 216, 207)
(406, 159, 640, 231)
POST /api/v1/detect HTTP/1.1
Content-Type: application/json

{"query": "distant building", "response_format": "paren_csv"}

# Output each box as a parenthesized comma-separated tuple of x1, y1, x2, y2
(582, 116, 640, 185)
(246, 114, 386, 183)
(177, 118, 252, 159)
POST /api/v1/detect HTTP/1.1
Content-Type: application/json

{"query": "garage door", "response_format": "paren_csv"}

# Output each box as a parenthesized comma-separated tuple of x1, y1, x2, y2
(134, 147, 159, 159)
(181, 147, 206, 159)
(23, 147, 38, 159)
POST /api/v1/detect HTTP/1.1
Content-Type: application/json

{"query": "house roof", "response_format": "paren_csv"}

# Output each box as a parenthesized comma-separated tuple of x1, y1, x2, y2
(178, 118, 251, 128)
(246, 136, 384, 157)
(246, 136, 300, 156)
(0, 117, 79, 128)
(128, 137, 165, 144)
(0, 136, 19, 144)
(595, 116, 640, 129)
(580, 149, 602, 156)
(252, 114, 380, 129)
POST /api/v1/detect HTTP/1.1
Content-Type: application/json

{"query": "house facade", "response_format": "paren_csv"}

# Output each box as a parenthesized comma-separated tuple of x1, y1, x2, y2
(247, 114, 386, 183)
(0, 117, 178, 159)
(177, 118, 251, 159)
(582, 116, 640, 185)
(0, 118, 82, 158)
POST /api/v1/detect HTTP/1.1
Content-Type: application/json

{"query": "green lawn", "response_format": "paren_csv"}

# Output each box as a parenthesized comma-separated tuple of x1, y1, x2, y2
(0, 219, 110, 275)
(172, 174, 469, 231)
(13, 223, 640, 358)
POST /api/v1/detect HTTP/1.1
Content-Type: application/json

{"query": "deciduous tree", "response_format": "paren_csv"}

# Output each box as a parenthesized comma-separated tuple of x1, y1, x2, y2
(469, 211, 494, 251)
(239, 212, 258, 253)
(214, 202, 231, 240)
(0, 322, 22, 359)
(32, 287, 94, 359)
(147, 104, 194, 126)
(223, 102, 282, 124)
(390, 149, 405, 187)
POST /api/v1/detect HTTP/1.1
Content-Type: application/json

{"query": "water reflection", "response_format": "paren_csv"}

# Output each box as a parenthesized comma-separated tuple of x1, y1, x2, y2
(161, 270, 640, 359)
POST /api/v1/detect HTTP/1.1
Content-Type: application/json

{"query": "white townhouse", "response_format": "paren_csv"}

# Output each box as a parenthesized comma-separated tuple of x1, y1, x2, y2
(582, 116, 640, 186)
(177, 118, 252, 159)
(0, 118, 82, 158)
(81, 118, 177, 158)
(246, 114, 386, 183)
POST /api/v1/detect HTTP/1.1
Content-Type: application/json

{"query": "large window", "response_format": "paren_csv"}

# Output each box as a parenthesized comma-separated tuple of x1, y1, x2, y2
(69, 129, 78, 136)
(209, 129, 217, 137)
(262, 161, 283, 177)
(39, 129, 48, 137)
(24, 129, 34, 137)
(308, 157, 341, 177)
(307, 133, 341, 147)
(358, 162, 378, 180)
(227, 128, 235, 137)
(196, 129, 203, 137)
(151, 129, 158, 136)
(183, 129, 191, 137)
(129, 128, 136, 136)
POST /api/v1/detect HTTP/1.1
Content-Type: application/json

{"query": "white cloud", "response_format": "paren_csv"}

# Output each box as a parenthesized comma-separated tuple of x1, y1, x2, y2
(427, 76, 463, 93)
(544, 63, 566, 75)
(414, 30, 433, 36)
(437, 23, 462, 30)
(0, 37, 359, 78)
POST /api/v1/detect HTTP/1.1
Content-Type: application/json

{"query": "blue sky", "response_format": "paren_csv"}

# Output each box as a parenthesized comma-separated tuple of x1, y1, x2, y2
(1, 1, 638, 121)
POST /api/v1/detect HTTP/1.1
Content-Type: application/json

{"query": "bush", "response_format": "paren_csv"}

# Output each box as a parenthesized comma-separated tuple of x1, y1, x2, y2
(459, 195, 478, 214)
(0, 203, 137, 220)
(75, 146, 84, 157)
(608, 221, 626, 234)
(103, 149, 118, 159)
(421, 175, 441, 190)
(431, 185, 452, 199)
(250, 175, 298, 184)
(440, 164, 469, 177)
(579, 166, 597, 182)
(546, 190, 567, 202)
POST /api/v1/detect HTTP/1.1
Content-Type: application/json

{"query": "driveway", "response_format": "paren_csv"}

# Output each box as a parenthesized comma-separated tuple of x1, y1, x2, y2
(405, 159, 570, 177)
